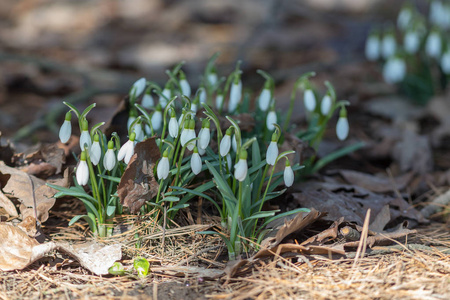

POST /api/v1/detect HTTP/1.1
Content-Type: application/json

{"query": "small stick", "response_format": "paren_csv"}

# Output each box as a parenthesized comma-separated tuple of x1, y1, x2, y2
(340, 226, 361, 241)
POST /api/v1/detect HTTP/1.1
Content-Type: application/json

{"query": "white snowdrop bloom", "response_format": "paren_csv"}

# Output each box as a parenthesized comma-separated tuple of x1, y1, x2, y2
(190, 147, 202, 175)
(103, 141, 116, 171)
(79, 121, 92, 151)
(199, 87, 207, 104)
(127, 116, 136, 131)
(383, 57, 406, 84)
(425, 31, 442, 59)
(234, 150, 248, 182)
(220, 128, 232, 157)
(226, 154, 232, 171)
(381, 34, 397, 59)
(266, 110, 277, 131)
(321, 94, 332, 116)
(215, 93, 224, 110)
(168, 116, 179, 138)
(232, 134, 237, 153)
(180, 77, 191, 97)
(365, 34, 380, 61)
(430, 0, 444, 26)
(157, 150, 170, 180)
(228, 79, 242, 112)
(159, 88, 171, 108)
(198, 122, 210, 150)
(266, 140, 278, 166)
(180, 123, 189, 147)
(441, 50, 450, 74)
(208, 71, 218, 87)
(144, 124, 152, 135)
(404, 31, 420, 54)
(185, 120, 197, 151)
(141, 93, 154, 109)
(283, 160, 294, 187)
(151, 108, 163, 131)
(197, 142, 206, 155)
(117, 133, 136, 164)
(258, 86, 271, 111)
(89, 135, 101, 166)
(190, 102, 198, 113)
(304, 89, 316, 112)
(59, 112, 72, 143)
(76, 151, 89, 186)
(336, 113, 349, 141)
(134, 122, 144, 142)
(131, 78, 146, 98)
(397, 7, 413, 30)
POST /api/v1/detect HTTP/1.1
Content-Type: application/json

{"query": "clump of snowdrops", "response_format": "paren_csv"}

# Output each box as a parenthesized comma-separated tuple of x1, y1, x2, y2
(365, 0, 450, 104)
(50, 55, 353, 259)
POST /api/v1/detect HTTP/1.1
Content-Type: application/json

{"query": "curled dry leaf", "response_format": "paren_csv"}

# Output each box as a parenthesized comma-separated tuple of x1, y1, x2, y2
(118, 137, 160, 213)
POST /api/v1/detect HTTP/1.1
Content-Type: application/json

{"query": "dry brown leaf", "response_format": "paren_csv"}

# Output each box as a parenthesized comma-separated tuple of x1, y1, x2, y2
(118, 138, 160, 213)
(369, 204, 390, 232)
(0, 188, 18, 217)
(152, 266, 224, 279)
(337, 170, 414, 193)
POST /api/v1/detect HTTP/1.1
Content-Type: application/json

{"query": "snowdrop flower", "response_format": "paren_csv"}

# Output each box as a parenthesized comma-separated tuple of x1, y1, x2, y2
(180, 117, 190, 148)
(266, 132, 279, 166)
(157, 150, 170, 180)
(190, 98, 198, 113)
(130, 77, 146, 98)
(133, 120, 144, 142)
(336, 108, 349, 141)
(186, 119, 196, 151)
(215, 92, 224, 110)
(190, 147, 202, 175)
(159, 85, 171, 108)
(266, 109, 277, 131)
(304, 89, 316, 112)
(79, 120, 92, 151)
(76, 151, 89, 186)
(430, 0, 444, 27)
(118, 132, 136, 164)
(397, 5, 413, 30)
(283, 159, 294, 187)
(365, 33, 380, 61)
(231, 134, 237, 153)
(59, 111, 72, 143)
(198, 119, 211, 150)
(199, 87, 207, 104)
(228, 78, 242, 112)
(103, 140, 116, 171)
(141, 92, 154, 109)
(381, 32, 397, 59)
(226, 154, 232, 171)
(127, 115, 136, 131)
(258, 80, 272, 111)
(404, 30, 420, 54)
(220, 127, 233, 157)
(207, 68, 218, 87)
(179, 71, 191, 97)
(321, 94, 332, 116)
(151, 105, 163, 131)
(197, 143, 206, 156)
(441, 49, 450, 74)
(234, 150, 248, 182)
(168, 110, 179, 138)
(425, 31, 442, 59)
(383, 56, 406, 84)
(89, 134, 101, 166)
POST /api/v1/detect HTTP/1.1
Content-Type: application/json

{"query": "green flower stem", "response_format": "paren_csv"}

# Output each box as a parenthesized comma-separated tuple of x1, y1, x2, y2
(238, 181, 243, 219)
(86, 152, 103, 225)
(256, 164, 270, 204)
(155, 179, 164, 205)
(174, 145, 187, 187)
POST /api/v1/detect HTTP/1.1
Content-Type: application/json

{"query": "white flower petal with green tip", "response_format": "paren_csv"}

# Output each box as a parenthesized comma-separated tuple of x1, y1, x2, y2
(118, 140, 135, 164)
(234, 159, 248, 182)
(59, 120, 71, 144)
(266, 111, 277, 131)
(157, 157, 169, 180)
(266, 141, 278, 166)
(191, 152, 202, 175)
(76, 160, 89, 186)
(103, 149, 116, 171)
(320, 94, 332, 116)
(141, 94, 154, 109)
(180, 79, 191, 96)
(169, 117, 179, 138)
(199, 127, 210, 150)
(79, 131, 92, 151)
(89, 141, 101, 166)
(220, 135, 231, 157)
(304, 89, 316, 112)
(284, 165, 294, 187)
(186, 129, 196, 151)
(336, 117, 349, 141)
(228, 80, 242, 112)
(258, 89, 271, 111)
(180, 128, 188, 147)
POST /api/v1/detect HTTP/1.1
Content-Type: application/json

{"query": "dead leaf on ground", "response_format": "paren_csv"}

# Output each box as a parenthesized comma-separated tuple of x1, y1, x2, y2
(0, 188, 18, 217)
(152, 266, 224, 279)
(336, 170, 414, 193)
(14, 143, 66, 178)
(118, 137, 160, 213)
(427, 94, 450, 146)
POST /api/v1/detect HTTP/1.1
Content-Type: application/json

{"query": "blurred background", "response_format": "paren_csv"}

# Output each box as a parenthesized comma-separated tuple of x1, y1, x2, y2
(0, 0, 404, 145)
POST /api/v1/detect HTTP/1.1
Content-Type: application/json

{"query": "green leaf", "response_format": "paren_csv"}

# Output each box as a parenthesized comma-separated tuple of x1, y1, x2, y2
(243, 210, 277, 221)
(98, 174, 121, 183)
(312, 141, 365, 173)
(106, 205, 116, 217)
(108, 262, 125, 276)
(133, 257, 150, 278)
(161, 196, 180, 202)
(81, 103, 97, 119)
(167, 203, 189, 213)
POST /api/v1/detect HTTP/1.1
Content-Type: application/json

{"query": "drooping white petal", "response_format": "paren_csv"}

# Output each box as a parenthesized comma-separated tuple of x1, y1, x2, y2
(234, 159, 248, 182)
(80, 131, 92, 150)
(215, 94, 224, 110)
(180, 79, 191, 96)
(159, 89, 171, 108)
(383, 57, 406, 84)
(220, 135, 231, 157)
(157, 157, 170, 180)
(59, 120, 72, 144)
(141, 94, 154, 109)
(397, 8, 412, 30)
(266, 111, 277, 131)
(169, 117, 179, 138)
(131, 78, 146, 97)
(381, 34, 396, 59)
(226, 154, 232, 171)
(320, 94, 332, 116)
(118, 140, 135, 164)
(266, 141, 278, 166)
(134, 124, 144, 142)
(365, 35, 380, 61)
(190, 152, 202, 175)
(89, 141, 101, 165)
(103, 149, 116, 171)
(199, 88, 207, 104)
(284, 165, 294, 187)
(304, 89, 316, 112)
(199, 127, 210, 150)
(258, 89, 271, 111)
(127, 116, 136, 131)
(208, 73, 218, 86)
(180, 128, 188, 147)
(425, 32, 442, 59)
(197, 142, 206, 155)
(404, 31, 420, 54)
(231, 135, 237, 153)
(228, 80, 242, 112)
(76, 160, 89, 186)
(441, 50, 450, 74)
(336, 117, 349, 141)
(190, 103, 198, 113)
(186, 129, 196, 151)
(151, 111, 163, 131)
